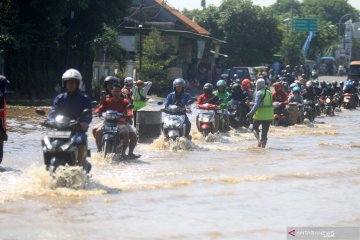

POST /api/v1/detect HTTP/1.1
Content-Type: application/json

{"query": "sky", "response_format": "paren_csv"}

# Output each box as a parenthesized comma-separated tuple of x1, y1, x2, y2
(166, 0, 360, 11)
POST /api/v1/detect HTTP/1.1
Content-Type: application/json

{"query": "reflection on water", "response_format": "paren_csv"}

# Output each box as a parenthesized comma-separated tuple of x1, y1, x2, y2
(1, 106, 360, 239)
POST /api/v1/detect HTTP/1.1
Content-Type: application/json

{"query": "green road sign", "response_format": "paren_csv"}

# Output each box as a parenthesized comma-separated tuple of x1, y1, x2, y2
(292, 18, 318, 32)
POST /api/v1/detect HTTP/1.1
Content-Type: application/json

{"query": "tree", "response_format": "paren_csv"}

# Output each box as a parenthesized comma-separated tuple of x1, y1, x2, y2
(217, 0, 282, 66)
(141, 30, 176, 94)
(1, 0, 131, 99)
(201, 0, 206, 9)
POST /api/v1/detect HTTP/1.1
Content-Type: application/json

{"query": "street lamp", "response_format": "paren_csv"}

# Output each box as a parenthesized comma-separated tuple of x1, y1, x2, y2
(138, 24, 143, 80)
(338, 13, 352, 49)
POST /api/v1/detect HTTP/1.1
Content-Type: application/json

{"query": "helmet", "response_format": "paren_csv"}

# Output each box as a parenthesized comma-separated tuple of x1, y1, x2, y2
(124, 77, 133, 87)
(203, 83, 214, 94)
(313, 80, 319, 87)
(345, 81, 353, 88)
(233, 74, 239, 79)
(339, 81, 344, 87)
(332, 81, 338, 87)
(173, 78, 186, 90)
(292, 86, 300, 92)
(62, 68, 82, 88)
(136, 80, 144, 87)
(216, 79, 227, 87)
(272, 82, 281, 88)
(306, 81, 312, 88)
(290, 83, 297, 88)
(231, 83, 241, 92)
(326, 82, 332, 88)
(103, 76, 119, 87)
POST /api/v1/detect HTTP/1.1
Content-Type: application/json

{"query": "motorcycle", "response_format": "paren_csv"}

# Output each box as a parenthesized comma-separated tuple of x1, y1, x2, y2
(228, 99, 250, 128)
(343, 93, 356, 109)
(322, 96, 335, 116)
(197, 103, 220, 137)
(100, 109, 131, 158)
(36, 108, 92, 175)
(161, 103, 191, 141)
(273, 102, 290, 126)
(303, 99, 316, 122)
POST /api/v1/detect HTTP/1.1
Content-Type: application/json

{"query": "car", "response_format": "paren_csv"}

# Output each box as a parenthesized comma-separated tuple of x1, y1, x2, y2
(227, 67, 256, 83)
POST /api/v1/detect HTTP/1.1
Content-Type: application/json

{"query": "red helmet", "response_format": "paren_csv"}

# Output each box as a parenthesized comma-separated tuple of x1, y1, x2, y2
(241, 79, 251, 89)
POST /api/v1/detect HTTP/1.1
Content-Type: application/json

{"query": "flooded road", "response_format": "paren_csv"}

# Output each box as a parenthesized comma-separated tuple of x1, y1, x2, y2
(0, 103, 359, 240)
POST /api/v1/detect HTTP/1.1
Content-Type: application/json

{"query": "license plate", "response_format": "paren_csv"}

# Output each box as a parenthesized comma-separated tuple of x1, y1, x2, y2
(105, 126, 118, 133)
(47, 130, 71, 139)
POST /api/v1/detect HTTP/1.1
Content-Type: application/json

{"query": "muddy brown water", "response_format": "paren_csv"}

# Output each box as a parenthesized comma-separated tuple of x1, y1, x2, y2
(0, 104, 359, 240)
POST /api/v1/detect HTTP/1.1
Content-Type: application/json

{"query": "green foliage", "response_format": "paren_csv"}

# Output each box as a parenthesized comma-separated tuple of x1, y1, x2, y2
(141, 31, 176, 94)
(1, 0, 132, 99)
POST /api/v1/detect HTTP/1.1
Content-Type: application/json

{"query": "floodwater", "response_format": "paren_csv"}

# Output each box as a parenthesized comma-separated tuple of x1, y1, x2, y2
(0, 103, 359, 240)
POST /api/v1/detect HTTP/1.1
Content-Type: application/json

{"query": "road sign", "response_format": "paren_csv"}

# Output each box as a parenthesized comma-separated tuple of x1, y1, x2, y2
(292, 18, 318, 32)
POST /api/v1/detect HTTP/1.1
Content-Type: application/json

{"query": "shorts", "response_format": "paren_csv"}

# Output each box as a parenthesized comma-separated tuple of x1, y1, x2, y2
(117, 123, 136, 134)
(73, 133, 88, 145)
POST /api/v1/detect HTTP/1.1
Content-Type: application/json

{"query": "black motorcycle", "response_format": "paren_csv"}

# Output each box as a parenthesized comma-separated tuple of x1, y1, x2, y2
(228, 99, 250, 128)
(303, 99, 316, 122)
(100, 110, 131, 158)
(36, 109, 92, 175)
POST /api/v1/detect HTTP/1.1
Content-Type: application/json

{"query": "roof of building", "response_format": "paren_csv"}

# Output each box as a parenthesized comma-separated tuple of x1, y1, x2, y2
(154, 0, 210, 36)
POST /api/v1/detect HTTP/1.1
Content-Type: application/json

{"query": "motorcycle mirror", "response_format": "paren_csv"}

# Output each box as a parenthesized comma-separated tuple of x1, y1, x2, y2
(127, 104, 134, 109)
(82, 109, 93, 116)
(157, 101, 163, 105)
(35, 108, 46, 116)
(91, 101, 99, 108)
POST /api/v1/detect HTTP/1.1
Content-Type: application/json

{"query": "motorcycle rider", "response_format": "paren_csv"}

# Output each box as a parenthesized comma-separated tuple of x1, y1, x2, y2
(272, 82, 288, 118)
(302, 81, 318, 118)
(228, 83, 250, 126)
(0, 75, 9, 171)
(288, 86, 304, 123)
(312, 80, 322, 97)
(164, 78, 192, 139)
(48, 69, 92, 168)
(122, 77, 134, 103)
(100, 76, 120, 103)
(196, 83, 220, 133)
(343, 81, 358, 108)
(132, 79, 152, 126)
(94, 84, 140, 159)
(246, 78, 274, 148)
(213, 80, 231, 130)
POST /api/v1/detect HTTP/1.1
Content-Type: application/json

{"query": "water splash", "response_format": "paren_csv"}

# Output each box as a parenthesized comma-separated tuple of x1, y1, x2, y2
(52, 166, 88, 189)
(151, 136, 201, 151)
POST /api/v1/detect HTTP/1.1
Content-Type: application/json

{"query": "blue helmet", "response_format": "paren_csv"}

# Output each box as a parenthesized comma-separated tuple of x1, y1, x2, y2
(345, 81, 353, 88)
(292, 86, 300, 92)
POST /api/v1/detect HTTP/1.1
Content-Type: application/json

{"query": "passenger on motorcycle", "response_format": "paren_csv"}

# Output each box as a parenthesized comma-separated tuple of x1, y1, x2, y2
(302, 81, 317, 101)
(164, 78, 192, 139)
(272, 82, 288, 104)
(343, 81, 359, 107)
(196, 83, 220, 133)
(213, 80, 231, 130)
(94, 84, 140, 159)
(48, 69, 92, 167)
(288, 86, 304, 123)
(241, 79, 253, 100)
(122, 77, 134, 103)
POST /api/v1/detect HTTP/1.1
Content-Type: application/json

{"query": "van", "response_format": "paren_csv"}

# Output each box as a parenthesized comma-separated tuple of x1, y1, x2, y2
(348, 61, 360, 83)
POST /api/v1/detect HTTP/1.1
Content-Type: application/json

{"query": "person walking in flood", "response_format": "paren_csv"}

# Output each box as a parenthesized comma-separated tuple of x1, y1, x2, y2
(246, 78, 274, 148)
(0, 75, 9, 171)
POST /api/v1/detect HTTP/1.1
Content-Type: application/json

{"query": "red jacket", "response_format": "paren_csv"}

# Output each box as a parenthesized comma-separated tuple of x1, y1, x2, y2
(272, 90, 288, 103)
(95, 97, 132, 116)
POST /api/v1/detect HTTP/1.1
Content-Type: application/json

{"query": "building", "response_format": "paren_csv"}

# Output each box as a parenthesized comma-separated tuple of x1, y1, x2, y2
(93, 0, 224, 87)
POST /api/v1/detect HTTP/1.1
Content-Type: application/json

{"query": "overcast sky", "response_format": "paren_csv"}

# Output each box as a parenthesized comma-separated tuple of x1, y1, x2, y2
(166, 0, 360, 11)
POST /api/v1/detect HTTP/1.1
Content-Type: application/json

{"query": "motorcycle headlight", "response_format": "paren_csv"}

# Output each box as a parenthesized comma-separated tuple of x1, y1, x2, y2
(326, 98, 331, 103)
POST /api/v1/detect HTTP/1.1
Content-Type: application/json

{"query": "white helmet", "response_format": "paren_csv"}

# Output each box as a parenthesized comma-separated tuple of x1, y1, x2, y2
(62, 68, 83, 89)
(124, 77, 133, 87)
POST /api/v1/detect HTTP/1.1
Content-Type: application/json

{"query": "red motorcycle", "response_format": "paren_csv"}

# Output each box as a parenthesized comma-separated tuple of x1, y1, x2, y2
(197, 103, 220, 137)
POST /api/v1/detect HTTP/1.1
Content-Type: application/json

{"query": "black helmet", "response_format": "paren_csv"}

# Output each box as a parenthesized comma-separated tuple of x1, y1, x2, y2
(203, 83, 213, 94)
(339, 81, 344, 87)
(332, 81, 338, 87)
(231, 83, 241, 92)
(104, 76, 120, 87)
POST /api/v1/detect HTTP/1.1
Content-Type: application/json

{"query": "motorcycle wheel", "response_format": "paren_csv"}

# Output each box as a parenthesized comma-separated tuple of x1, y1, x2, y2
(102, 140, 113, 158)
(202, 129, 210, 137)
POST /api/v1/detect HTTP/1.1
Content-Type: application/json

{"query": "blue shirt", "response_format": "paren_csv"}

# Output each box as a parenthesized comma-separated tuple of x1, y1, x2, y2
(48, 90, 92, 124)
(165, 91, 191, 108)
